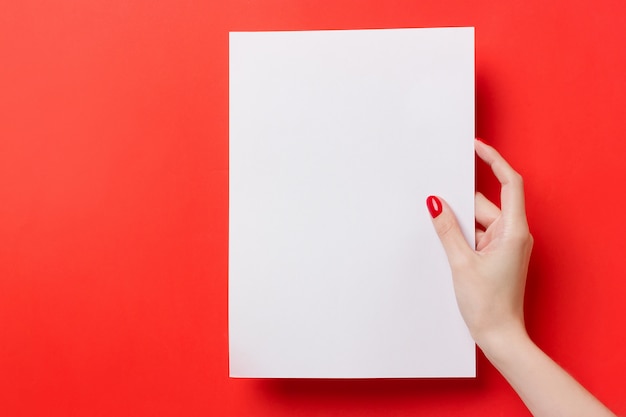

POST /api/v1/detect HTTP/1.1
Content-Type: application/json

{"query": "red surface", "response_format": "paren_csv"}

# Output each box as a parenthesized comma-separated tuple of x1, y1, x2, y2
(1, 0, 625, 415)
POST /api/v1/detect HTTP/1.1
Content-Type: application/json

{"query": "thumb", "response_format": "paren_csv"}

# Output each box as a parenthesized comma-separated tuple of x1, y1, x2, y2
(426, 195, 474, 265)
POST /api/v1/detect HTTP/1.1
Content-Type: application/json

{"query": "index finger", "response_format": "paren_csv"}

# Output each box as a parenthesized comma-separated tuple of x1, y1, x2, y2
(474, 139, 527, 222)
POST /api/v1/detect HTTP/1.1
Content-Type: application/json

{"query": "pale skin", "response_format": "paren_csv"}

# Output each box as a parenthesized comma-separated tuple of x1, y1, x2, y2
(428, 139, 616, 417)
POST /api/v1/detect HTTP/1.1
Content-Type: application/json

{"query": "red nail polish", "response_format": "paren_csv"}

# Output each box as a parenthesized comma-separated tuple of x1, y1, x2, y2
(426, 195, 442, 218)
(475, 137, 487, 145)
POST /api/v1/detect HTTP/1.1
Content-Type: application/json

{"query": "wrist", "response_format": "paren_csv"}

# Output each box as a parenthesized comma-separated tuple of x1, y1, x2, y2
(474, 321, 531, 362)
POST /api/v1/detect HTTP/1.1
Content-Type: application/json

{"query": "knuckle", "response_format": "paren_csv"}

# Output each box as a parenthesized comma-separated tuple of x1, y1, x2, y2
(436, 217, 456, 239)
(509, 171, 524, 187)
(509, 227, 533, 247)
(450, 251, 473, 270)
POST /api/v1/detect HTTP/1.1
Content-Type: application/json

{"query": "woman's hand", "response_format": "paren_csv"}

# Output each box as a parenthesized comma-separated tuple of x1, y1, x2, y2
(427, 139, 615, 417)
(427, 139, 533, 348)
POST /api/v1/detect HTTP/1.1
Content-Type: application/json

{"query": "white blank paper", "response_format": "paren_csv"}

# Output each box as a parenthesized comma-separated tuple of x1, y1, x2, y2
(229, 27, 475, 378)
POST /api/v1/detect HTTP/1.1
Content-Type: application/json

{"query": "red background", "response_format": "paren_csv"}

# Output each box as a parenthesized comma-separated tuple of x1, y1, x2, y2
(1, 0, 625, 415)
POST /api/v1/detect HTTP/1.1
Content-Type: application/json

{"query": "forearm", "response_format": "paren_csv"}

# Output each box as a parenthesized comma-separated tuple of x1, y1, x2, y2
(478, 327, 615, 417)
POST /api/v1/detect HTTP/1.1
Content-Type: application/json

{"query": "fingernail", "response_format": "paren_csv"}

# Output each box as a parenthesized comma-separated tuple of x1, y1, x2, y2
(426, 195, 442, 218)
(475, 137, 487, 144)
